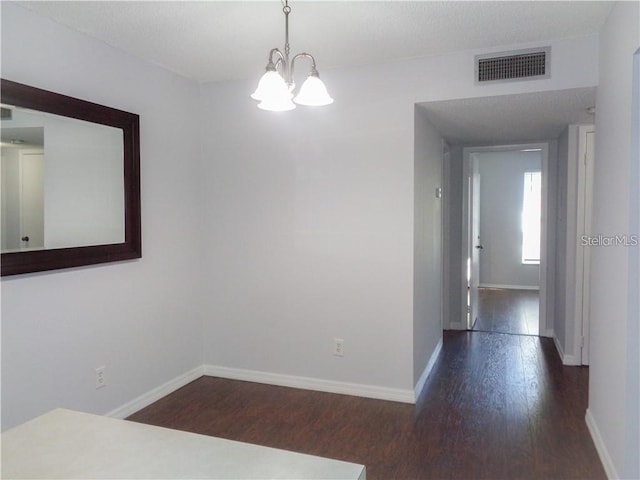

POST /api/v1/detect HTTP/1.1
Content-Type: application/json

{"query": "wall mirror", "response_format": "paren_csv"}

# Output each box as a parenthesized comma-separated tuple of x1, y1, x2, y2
(0, 79, 141, 276)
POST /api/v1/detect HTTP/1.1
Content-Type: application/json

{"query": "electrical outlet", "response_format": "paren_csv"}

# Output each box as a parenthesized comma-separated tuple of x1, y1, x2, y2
(95, 366, 106, 389)
(333, 338, 344, 357)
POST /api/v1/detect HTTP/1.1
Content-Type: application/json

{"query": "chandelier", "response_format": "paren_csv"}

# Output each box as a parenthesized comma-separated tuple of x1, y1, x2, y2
(251, 1, 333, 112)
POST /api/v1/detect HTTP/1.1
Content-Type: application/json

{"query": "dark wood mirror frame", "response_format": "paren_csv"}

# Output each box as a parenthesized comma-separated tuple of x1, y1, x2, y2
(1, 79, 141, 276)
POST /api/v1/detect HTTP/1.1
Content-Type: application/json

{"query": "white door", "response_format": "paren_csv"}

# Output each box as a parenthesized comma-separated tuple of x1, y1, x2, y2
(579, 128, 595, 364)
(467, 155, 482, 329)
(19, 150, 45, 250)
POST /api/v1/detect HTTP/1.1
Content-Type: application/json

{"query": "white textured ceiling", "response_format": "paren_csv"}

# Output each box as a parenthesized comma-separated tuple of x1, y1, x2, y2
(419, 87, 598, 145)
(15, 2, 607, 146)
(17, 1, 613, 83)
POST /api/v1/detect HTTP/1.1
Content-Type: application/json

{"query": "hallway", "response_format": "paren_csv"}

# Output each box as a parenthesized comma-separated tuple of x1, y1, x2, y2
(473, 287, 539, 336)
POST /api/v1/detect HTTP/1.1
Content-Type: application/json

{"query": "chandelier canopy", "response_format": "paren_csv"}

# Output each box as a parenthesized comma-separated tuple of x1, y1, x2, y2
(251, 1, 333, 112)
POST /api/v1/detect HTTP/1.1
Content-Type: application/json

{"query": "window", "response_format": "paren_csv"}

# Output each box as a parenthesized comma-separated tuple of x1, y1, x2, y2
(522, 171, 541, 264)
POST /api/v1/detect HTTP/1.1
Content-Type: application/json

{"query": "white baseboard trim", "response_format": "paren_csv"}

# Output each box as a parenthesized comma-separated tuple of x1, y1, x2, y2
(553, 335, 580, 366)
(446, 322, 466, 331)
(106, 366, 204, 419)
(585, 408, 619, 480)
(479, 283, 540, 291)
(414, 338, 443, 401)
(203, 365, 415, 404)
(541, 328, 554, 338)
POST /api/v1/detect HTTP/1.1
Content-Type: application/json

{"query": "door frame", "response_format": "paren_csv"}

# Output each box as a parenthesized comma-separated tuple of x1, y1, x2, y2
(575, 126, 595, 364)
(461, 142, 551, 336)
(18, 149, 45, 250)
(466, 153, 481, 330)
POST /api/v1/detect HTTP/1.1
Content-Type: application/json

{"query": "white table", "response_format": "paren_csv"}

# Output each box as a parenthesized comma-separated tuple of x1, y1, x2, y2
(2, 408, 366, 479)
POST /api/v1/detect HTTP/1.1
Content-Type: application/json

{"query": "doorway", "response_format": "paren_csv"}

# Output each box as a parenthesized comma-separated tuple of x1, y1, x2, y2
(419, 87, 598, 360)
(1, 146, 45, 252)
(462, 144, 548, 336)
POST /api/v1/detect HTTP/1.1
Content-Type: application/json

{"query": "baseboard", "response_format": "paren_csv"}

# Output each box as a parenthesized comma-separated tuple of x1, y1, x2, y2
(479, 283, 540, 291)
(414, 337, 443, 401)
(106, 366, 204, 419)
(538, 327, 554, 339)
(203, 365, 415, 404)
(585, 408, 619, 480)
(446, 322, 466, 331)
(553, 335, 580, 365)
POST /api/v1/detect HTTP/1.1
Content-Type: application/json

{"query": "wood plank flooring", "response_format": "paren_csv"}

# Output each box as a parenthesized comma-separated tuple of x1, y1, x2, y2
(127, 331, 605, 480)
(473, 287, 539, 336)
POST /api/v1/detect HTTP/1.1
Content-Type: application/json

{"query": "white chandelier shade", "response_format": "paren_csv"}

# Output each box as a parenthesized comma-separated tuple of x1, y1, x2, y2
(252, 69, 296, 111)
(251, 1, 332, 112)
(293, 73, 334, 106)
(251, 70, 283, 102)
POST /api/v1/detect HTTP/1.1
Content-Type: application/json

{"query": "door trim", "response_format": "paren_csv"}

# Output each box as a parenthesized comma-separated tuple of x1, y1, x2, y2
(576, 126, 594, 365)
(462, 142, 550, 336)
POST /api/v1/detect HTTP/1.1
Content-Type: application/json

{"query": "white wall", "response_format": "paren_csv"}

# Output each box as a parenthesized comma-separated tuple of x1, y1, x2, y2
(0, 3, 204, 430)
(413, 107, 443, 385)
(198, 34, 599, 396)
(476, 150, 541, 288)
(587, 3, 640, 479)
(198, 76, 417, 395)
(1, 2, 602, 428)
(444, 146, 465, 329)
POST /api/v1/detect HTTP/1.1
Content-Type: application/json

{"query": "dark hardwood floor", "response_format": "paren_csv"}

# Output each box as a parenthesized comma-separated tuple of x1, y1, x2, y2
(128, 331, 605, 480)
(473, 287, 539, 336)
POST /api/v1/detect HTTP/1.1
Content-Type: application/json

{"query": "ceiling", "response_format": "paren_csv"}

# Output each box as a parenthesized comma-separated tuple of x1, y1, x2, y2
(13, 2, 609, 146)
(419, 87, 597, 145)
(17, 1, 613, 84)
(1, 127, 44, 148)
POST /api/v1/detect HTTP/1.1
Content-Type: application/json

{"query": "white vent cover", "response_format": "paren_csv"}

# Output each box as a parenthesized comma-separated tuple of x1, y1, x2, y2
(475, 47, 550, 84)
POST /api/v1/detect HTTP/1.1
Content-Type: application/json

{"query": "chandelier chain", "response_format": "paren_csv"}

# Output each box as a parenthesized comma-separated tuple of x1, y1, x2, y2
(283, 1, 291, 57)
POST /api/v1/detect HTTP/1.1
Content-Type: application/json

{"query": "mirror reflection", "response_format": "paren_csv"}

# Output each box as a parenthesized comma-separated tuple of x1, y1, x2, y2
(1, 106, 125, 253)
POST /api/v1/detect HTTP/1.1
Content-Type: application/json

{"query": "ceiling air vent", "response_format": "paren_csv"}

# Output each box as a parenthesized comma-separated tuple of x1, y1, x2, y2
(475, 47, 550, 84)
